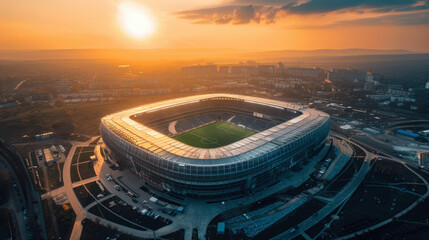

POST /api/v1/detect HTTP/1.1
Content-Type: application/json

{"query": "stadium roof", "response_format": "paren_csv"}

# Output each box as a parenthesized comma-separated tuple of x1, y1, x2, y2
(101, 94, 330, 165)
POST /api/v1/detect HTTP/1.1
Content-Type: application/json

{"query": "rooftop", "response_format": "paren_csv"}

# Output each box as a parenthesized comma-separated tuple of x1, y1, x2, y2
(101, 94, 330, 165)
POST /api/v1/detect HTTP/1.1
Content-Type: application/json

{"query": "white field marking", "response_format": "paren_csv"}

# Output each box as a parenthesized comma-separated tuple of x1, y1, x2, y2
(189, 132, 222, 147)
(216, 123, 254, 138)
(201, 137, 218, 145)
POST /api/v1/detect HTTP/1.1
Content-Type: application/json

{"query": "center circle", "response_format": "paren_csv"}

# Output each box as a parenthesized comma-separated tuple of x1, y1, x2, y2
(201, 137, 218, 144)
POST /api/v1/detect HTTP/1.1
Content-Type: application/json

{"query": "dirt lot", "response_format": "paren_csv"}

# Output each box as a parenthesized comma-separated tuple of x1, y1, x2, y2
(39, 162, 64, 190)
(73, 185, 95, 208)
(88, 203, 146, 231)
(319, 159, 425, 239)
(350, 171, 429, 239)
(98, 196, 170, 230)
(0, 93, 190, 143)
(80, 218, 149, 240)
(73, 181, 110, 207)
(305, 206, 341, 238)
(352, 221, 429, 240)
(70, 146, 96, 183)
(77, 162, 96, 180)
(253, 199, 326, 240)
(42, 198, 76, 240)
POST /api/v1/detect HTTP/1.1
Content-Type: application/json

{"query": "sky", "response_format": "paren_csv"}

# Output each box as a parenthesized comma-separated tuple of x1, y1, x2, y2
(1, 0, 429, 51)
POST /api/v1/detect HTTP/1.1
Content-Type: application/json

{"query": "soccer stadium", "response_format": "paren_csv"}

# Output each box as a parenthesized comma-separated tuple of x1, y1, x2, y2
(100, 94, 331, 197)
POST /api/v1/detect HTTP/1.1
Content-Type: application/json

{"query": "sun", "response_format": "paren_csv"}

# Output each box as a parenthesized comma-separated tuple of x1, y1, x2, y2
(117, 1, 156, 40)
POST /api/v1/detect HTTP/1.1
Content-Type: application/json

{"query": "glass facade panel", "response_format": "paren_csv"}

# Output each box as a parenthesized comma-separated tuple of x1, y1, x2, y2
(100, 94, 330, 197)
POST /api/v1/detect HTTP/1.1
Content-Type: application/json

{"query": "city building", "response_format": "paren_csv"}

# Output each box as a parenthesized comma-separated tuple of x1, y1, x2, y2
(388, 85, 429, 103)
(218, 66, 229, 74)
(35, 132, 54, 140)
(327, 68, 366, 82)
(182, 65, 218, 78)
(258, 65, 276, 75)
(286, 67, 325, 79)
(0, 100, 19, 109)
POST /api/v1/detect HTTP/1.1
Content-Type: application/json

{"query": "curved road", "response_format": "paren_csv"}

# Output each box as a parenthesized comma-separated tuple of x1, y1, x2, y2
(272, 141, 372, 240)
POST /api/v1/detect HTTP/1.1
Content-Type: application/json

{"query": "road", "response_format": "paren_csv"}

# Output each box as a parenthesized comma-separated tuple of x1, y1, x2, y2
(63, 138, 162, 239)
(337, 156, 429, 239)
(328, 131, 429, 239)
(0, 159, 30, 240)
(272, 142, 372, 240)
(63, 142, 87, 240)
(58, 132, 424, 240)
(94, 140, 333, 239)
(14, 77, 30, 90)
(0, 140, 44, 240)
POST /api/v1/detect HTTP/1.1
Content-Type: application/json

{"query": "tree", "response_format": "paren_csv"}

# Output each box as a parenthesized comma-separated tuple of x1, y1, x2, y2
(0, 170, 10, 205)
(52, 120, 75, 138)
(54, 98, 65, 107)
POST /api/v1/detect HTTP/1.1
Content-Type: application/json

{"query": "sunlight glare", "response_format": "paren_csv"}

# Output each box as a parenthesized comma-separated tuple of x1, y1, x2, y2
(117, 1, 156, 40)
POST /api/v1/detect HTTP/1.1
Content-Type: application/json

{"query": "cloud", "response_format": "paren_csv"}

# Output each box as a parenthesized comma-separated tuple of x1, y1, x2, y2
(176, 5, 286, 24)
(371, 1, 429, 13)
(176, 0, 429, 25)
(286, 0, 423, 14)
(335, 10, 429, 26)
(228, 0, 297, 6)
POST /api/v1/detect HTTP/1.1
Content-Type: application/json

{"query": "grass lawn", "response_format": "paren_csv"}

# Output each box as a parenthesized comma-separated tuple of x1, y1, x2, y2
(173, 121, 255, 148)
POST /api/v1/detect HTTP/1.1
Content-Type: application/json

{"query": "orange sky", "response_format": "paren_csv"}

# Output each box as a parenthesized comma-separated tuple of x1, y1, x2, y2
(1, 0, 429, 51)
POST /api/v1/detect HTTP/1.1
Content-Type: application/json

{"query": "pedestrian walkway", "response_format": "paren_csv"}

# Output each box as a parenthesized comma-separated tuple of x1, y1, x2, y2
(71, 176, 99, 188)
(324, 139, 353, 180)
(272, 142, 372, 240)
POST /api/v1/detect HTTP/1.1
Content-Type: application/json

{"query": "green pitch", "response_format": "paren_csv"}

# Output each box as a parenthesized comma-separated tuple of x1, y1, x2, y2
(173, 121, 256, 148)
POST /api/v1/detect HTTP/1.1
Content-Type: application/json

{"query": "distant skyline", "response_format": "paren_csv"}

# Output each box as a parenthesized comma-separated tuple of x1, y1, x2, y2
(1, 0, 429, 51)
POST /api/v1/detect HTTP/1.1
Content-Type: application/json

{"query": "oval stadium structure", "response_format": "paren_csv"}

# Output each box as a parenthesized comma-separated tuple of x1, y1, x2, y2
(100, 94, 330, 197)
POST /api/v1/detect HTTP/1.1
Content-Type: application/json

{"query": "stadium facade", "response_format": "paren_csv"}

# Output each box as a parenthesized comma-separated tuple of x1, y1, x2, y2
(100, 94, 330, 197)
